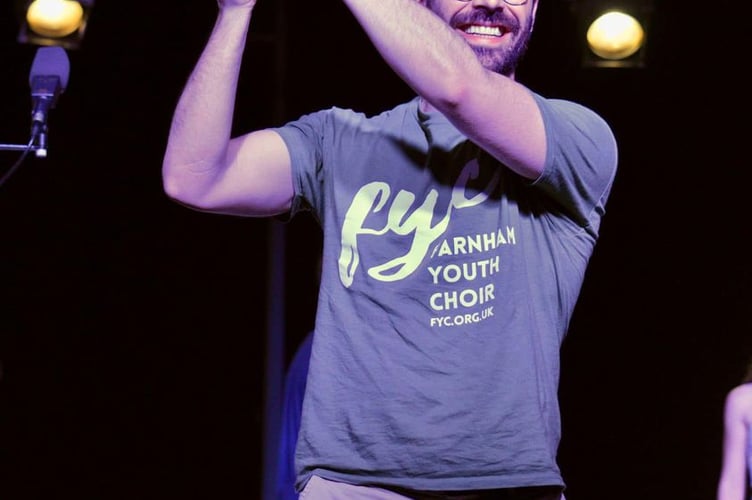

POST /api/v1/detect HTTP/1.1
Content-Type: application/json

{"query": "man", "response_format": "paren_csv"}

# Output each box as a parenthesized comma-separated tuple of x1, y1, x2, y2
(162, 0, 618, 498)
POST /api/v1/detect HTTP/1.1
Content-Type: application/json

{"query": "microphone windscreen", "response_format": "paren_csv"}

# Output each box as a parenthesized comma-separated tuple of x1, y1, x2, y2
(29, 47, 70, 90)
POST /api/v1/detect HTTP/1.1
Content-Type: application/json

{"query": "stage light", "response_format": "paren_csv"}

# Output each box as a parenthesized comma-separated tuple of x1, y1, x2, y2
(587, 11, 644, 60)
(16, 0, 95, 50)
(571, 0, 652, 69)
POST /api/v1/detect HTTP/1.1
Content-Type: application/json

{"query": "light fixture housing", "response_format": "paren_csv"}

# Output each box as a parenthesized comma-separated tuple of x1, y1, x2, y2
(16, 0, 95, 50)
(571, 0, 652, 69)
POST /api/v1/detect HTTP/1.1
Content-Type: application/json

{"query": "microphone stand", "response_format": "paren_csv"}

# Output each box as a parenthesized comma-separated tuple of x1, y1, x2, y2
(0, 130, 47, 188)
(0, 128, 48, 158)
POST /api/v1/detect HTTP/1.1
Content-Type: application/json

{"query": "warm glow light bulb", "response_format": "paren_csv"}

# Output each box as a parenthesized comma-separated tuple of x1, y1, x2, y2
(587, 11, 645, 60)
(26, 0, 84, 38)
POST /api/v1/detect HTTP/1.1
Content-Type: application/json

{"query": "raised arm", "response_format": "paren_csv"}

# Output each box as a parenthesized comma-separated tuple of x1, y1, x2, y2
(341, 0, 546, 179)
(717, 385, 751, 500)
(162, 0, 293, 217)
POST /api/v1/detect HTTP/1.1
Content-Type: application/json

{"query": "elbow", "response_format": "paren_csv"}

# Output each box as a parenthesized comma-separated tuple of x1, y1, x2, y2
(161, 157, 186, 204)
(162, 171, 185, 206)
(161, 156, 210, 210)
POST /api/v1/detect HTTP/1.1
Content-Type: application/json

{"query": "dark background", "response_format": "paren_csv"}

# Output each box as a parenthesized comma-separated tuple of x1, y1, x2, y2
(0, 1, 748, 499)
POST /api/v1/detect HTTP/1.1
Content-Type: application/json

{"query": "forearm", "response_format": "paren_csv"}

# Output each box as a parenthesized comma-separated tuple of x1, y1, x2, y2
(162, 4, 254, 203)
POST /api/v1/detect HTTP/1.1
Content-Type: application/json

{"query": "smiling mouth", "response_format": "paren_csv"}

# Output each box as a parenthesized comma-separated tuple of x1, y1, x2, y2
(461, 25, 505, 37)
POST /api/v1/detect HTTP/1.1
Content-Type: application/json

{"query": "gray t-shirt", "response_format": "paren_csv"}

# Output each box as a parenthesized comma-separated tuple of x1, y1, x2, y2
(274, 94, 618, 492)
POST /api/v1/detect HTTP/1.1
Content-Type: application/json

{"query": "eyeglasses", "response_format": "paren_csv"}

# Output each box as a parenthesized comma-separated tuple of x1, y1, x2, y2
(456, 0, 529, 5)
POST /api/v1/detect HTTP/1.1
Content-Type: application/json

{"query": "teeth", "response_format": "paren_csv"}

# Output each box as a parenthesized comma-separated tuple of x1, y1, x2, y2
(464, 25, 502, 36)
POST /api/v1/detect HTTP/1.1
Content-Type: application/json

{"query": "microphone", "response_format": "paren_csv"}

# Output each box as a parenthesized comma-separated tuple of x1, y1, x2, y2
(28, 47, 70, 144)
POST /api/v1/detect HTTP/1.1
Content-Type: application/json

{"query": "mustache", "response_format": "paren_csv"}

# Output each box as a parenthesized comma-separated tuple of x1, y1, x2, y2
(451, 10, 520, 33)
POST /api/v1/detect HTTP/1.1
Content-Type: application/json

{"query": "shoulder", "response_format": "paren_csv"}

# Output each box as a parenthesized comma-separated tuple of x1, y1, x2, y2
(533, 94, 613, 135)
(530, 93, 618, 189)
(531, 93, 617, 159)
(728, 383, 752, 398)
(724, 384, 752, 418)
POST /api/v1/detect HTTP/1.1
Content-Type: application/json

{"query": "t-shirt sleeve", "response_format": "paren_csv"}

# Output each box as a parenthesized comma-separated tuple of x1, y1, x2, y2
(531, 94, 619, 236)
(272, 109, 337, 221)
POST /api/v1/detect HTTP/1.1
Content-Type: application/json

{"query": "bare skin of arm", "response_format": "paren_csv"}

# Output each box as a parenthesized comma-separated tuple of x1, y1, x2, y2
(341, 0, 547, 180)
(718, 384, 752, 500)
(162, 0, 293, 217)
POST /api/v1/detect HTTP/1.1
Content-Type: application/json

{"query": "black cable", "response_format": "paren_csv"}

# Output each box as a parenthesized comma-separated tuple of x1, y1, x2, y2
(0, 137, 36, 188)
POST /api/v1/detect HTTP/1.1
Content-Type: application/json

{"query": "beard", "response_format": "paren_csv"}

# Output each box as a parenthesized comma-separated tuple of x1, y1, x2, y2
(446, 6, 534, 77)
(471, 31, 531, 76)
